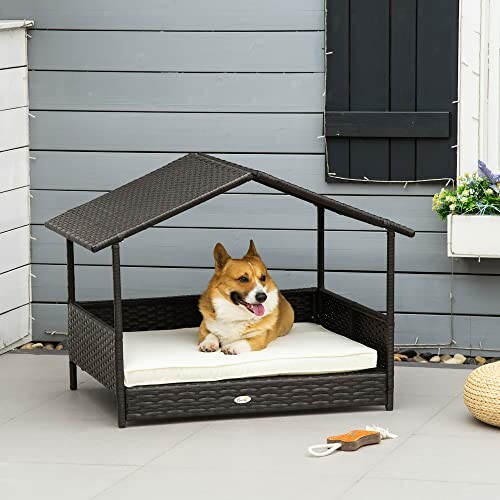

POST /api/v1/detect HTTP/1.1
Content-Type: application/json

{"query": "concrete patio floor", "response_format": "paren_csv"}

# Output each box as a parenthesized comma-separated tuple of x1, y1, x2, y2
(0, 353, 498, 500)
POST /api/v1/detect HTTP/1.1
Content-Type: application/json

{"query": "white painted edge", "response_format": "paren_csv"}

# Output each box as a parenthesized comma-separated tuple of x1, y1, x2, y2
(457, 0, 481, 176)
(0, 302, 31, 353)
(0, 334, 30, 355)
(0, 20, 33, 349)
(478, 0, 490, 171)
(447, 214, 500, 258)
(0, 20, 34, 31)
(484, 0, 500, 172)
(459, 0, 500, 175)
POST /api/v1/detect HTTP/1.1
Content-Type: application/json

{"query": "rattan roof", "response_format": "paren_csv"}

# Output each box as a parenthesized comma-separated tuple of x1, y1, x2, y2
(46, 153, 414, 252)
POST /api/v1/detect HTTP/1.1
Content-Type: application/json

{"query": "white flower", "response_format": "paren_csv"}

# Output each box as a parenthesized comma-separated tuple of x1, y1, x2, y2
(449, 203, 456, 211)
(462, 189, 470, 196)
(486, 188, 494, 195)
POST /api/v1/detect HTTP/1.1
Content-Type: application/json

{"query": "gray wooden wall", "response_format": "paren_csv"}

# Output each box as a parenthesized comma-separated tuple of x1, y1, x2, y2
(2, 0, 499, 352)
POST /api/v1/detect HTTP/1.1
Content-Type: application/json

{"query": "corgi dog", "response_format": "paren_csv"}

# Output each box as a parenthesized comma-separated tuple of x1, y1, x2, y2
(198, 240, 294, 355)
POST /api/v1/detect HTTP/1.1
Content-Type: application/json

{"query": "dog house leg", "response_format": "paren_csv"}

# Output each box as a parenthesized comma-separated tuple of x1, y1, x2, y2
(112, 244, 127, 428)
(386, 230, 395, 411)
(316, 206, 325, 321)
(67, 240, 78, 390)
(69, 361, 77, 390)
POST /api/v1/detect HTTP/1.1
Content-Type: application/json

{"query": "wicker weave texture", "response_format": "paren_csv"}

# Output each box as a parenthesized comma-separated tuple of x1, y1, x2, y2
(319, 289, 388, 368)
(464, 361, 500, 428)
(73, 288, 318, 393)
(68, 303, 116, 390)
(45, 154, 414, 253)
(126, 371, 387, 422)
(80, 288, 316, 332)
(46, 154, 253, 252)
(71, 287, 391, 425)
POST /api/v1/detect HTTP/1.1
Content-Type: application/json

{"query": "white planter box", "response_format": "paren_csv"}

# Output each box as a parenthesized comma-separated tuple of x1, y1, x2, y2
(447, 214, 500, 258)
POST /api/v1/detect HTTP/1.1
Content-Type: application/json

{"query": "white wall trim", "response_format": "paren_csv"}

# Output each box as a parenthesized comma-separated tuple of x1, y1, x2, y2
(0, 21, 32, 352)
(458, 0, 500, 176)
(457, 0, 481, 176)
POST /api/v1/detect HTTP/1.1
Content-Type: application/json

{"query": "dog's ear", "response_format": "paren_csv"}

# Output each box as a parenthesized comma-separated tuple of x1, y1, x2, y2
(214, 243, 231, 271)
(244, 239, 260, 259)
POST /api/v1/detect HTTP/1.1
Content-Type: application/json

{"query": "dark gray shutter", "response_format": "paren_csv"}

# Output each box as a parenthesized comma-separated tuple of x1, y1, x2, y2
(326, 0, 459, 181)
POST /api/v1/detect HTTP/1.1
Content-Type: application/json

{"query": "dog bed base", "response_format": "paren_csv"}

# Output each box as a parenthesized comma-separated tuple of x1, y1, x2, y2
(68, 288, 393, 426)
(125, 371, 387, 423)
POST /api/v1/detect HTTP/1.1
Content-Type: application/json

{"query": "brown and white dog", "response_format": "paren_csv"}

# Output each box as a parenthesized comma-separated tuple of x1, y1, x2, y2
(198, 240, 294, 355)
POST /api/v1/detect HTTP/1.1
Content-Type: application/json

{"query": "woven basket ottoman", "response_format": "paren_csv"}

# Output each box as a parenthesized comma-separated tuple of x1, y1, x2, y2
(464, 361, 500, 427)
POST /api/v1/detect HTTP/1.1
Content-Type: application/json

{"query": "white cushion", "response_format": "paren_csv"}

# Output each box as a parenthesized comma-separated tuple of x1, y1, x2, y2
(123, 322, 378, 387)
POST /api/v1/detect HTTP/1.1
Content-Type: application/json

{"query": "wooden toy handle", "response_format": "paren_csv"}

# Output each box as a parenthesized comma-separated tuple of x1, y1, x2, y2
(326, 429, 381, 451)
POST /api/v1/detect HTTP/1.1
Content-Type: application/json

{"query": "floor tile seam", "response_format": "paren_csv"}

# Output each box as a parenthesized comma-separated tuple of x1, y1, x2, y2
(89, 466, 143, 500)
(142, 421, 212, 466)
(339, 395, 457, 497)
(0, 387, 69, 424)
(0, 459, 140, 467)
(361, 474, 500, 486)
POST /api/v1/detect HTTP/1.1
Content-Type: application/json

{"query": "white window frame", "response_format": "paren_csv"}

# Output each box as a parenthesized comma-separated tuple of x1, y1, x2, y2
(458, 0, 500, 176)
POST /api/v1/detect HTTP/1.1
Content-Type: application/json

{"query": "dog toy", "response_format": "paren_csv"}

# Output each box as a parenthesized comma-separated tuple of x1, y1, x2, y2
(308, 425, 398, 457)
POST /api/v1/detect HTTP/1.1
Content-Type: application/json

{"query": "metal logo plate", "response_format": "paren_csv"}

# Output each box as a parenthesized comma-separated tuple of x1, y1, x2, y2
(234, 395, 252, 404)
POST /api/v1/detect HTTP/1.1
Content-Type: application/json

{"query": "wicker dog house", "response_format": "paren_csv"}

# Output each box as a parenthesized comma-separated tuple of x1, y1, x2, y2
(45, 153, 415, 427)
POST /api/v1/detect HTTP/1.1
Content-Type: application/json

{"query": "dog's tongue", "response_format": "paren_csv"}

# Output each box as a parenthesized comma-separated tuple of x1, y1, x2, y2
(251, 304, 265, 316)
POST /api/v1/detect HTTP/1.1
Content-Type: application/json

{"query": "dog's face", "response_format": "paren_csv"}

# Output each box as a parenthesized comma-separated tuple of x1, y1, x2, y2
(210, 240, 278, 318)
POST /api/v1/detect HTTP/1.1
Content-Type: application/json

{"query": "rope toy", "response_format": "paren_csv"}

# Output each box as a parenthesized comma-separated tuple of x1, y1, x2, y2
(308, 425, 398, 457)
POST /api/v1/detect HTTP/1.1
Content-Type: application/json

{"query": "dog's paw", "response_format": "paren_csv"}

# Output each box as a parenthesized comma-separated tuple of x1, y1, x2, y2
(221, 340, 251, 355)
(199, 334, 220, 352)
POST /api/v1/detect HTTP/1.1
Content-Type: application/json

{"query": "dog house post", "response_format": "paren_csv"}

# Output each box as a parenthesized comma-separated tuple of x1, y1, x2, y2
(112, 243, 127, 427)
(317, 206, 325, 289)
(67, 240, 77, 390)
(316, 206, 325, 321)
(386, 230, 395, 411)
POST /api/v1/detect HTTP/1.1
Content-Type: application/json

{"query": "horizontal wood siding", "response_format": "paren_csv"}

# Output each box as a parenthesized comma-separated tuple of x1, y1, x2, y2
(3, 1, 499, 352)
(30, 112, 324, 153)
(0, 67, 28, 111)
(29, 72, 324, 113)
(0, 0, 325, 31)
(29, 264, 500, 316)
(0, 107, 29, 151)
(28, 31, 324, 72)
(31, 226, 500, 276)
(28, 151, 441, 195)
(31, 191, 442, 232)
(0, 226, 30, 274)
(0, 266, 30, 316)
(0, 187, 30, 234)
(0, 305, 30, 352)
(0, 28, 27, 69)
(0, 148, 29, 193)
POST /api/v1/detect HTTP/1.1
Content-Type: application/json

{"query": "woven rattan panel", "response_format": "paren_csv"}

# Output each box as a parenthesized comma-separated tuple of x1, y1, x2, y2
(82, 295, 202, 331)
(46, 154, 253, 251)
(319, 289, 388, 368)
(69, 303, 116, 390)
(79, 288, 316, 332)
(125, 371, 387, 421)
